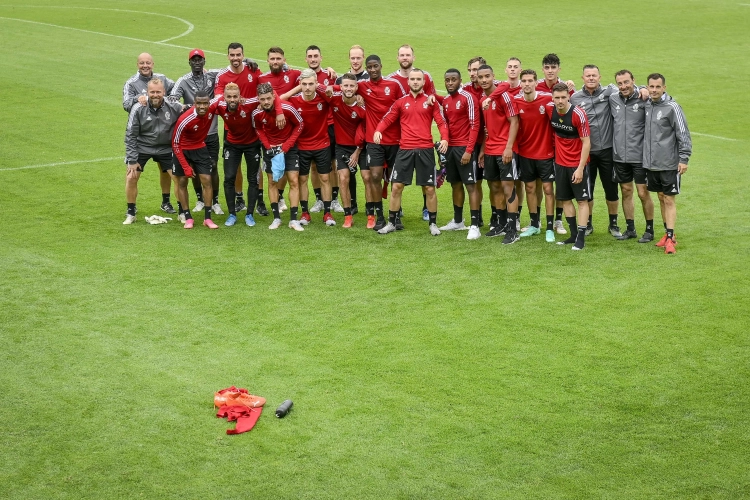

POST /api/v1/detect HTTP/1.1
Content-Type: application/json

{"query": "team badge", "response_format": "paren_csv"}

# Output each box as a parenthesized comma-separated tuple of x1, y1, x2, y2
(423, 102, 428, 108)
(384, 87, 390, 96)
(456, 101, 461, 109)
(657, 111, 663, 120)
(492, 102, 496, 110)
(248, 74, 253, 82)
(193, 125, 199, 131)
(539, 106, 545, 114)
(405, 102, 410, 109)
(333, 106, 339, 112)
(633, 103, 639, 111)
(240, 110, 246, 118)
(284, 75, 289, 83)
(224, 150, 230, 160)
(165, 112, 170, 120)
(317, 103, 323, 111)
(324, 79, 329, 85)
(599, 94, 605, 101)
(351, 112, 357, 119)
(559, 118, 564, 123)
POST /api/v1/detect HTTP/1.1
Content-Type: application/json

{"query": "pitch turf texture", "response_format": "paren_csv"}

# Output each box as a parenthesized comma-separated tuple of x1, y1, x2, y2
(1, 1, 749, 498)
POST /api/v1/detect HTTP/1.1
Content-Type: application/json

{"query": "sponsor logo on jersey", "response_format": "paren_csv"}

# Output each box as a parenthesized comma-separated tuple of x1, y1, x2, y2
(519, 109, 525, 113)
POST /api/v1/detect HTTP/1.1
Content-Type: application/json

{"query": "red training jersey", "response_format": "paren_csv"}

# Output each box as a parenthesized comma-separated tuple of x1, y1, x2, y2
(387, 70, 437, 96)
(287, 91, 331, 151)
(329, 93, 365, 147)
(259, 69, 302, 95)
(215, 65, 263, 99)
(252, 102, 304, 153)
(536, 78, 575, 96)
(545, 102, 590, 167)
(376, 92, 448, 150)
(357, 77, 406, 145)
(513, 91, 554, 160)
(480, 90, 518, 155)
(172, 97, 221, 151)
(216, 94, 283, 145)
(441, 89, 479, 153)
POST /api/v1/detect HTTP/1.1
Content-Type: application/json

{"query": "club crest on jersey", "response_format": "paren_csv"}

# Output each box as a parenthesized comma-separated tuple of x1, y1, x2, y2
(423, 102, 428, 108)
(539, 106, 545, 114)
(248, 74, 253, 82)
(599, 94, 605, 101)
(240, 110, 246, 118)
(193, 125, 199, 131)
(657, 111, 663, 120)
(165, 112, 170, 120)
(351, 112, 357, 119)
(456, 101, 461, 109)
(333, 107, 339, 112)
(384, 87, 391, 96)
(324, 79, 329, 85)
(209, 113, 213, 119)
(492, 102, 496, 110)
(284, 75, 290, 83)
(317, 103, 323, 111)
(633, 103, 639, 111)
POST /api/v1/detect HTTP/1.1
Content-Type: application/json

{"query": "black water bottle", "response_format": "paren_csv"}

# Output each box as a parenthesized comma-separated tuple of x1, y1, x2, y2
(275, 400, 293, 418)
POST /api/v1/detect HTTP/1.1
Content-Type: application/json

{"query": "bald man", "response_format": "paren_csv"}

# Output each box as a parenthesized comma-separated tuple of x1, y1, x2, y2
(123, 53, 176, 213)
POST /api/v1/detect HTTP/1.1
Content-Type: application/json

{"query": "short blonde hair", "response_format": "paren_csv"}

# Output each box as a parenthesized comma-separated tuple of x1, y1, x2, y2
(350, 45, 364, 55)
(300, 68, 317, 81)
(224, 83, 240, 93)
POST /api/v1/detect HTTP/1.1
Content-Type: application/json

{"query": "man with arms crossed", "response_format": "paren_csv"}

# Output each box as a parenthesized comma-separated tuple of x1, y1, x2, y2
(373, 69, 448, 236)
(122, 53, 175, 213)
(123, 78, 184, 224)
(546, 83, 592, 250)
(610, 69, 655, 242)
(643, 73, 692, 254)
(252, 83, 305, 231)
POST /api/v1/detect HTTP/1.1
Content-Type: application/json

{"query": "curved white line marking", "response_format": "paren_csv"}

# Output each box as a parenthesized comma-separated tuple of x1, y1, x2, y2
(0, 157, 121, 172)
(692, 132, 738, 142)
(0, 5, 194, 43)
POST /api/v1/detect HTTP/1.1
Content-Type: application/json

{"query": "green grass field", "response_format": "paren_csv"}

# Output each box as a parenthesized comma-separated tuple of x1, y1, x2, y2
(1, 1, 749, 498)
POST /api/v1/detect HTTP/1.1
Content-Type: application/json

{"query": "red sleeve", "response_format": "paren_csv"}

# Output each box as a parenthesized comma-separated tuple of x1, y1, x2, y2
(574, 107, 590, 137)
(252, 113, 271, 150)
(375, 101, 401, 134)
(487, 82, 512, 102)
(354, 121, 365, 148)
(214, 74, 225, 98)
(273, 92, 283, 116)
(424, 75, 437, 96)
(434, 94, 445, 105)
(282, 109, 304, 153)
(466, 94, 479, 154)
(315, 86, 332, 102)
(171, 120, 193, 177)
(432, 102, 449, 142)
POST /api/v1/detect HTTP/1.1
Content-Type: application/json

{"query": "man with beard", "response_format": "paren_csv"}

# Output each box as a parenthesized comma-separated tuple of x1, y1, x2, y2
(123, 78, 185, 224)
(122, 53, 175, 213)
(374, 69, 448, 236)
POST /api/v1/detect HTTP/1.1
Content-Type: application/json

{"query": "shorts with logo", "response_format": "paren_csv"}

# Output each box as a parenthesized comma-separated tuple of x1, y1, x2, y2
(588, 147, 619, 202)
(335, 145, 365, 172)
(445, 146, 479, 185)
(366, 143, 399, 172)
(262, 146, 300, 174)
(646, 169, 681, 195)
(554, 163, 591, 202)
(389, 148, 437, 187)
(205, 133, 220, 163)
(614, 161, 647, 185)
(518, 155, 555, 183)
(298, 148, 332, 176)
(133, 151, 173, 172)
(172, 147, 213, 177)
(484, 154, 518, 182)
(223, 140, 262, 183)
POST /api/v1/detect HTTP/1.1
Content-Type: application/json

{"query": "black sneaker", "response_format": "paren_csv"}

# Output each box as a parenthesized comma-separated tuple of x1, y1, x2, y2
(478, 219, 484, 228)
(256, 203, 269, 216)
(160, 202, 176, 214)
(395, 217, 404, 231)
(485, 226, 505, 237)
(617, 229, 638, 240)
(608, 225, 622, 237)
(502, 230, 519, 245)
(585, 224, 594, 236)
(638, 231, 654, 243)
(351, 204, 359, 215)
(373, 217, 387, 231)
(235, 199, 246, 212)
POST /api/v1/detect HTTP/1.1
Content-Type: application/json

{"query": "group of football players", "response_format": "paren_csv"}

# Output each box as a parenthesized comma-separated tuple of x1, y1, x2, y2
(123, 43, 692, 253)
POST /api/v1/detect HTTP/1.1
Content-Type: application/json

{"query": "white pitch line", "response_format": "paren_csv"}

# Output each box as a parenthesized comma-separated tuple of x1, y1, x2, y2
(0, 157, 120, 172)
(0, 5, 194, 43)
(692, 132, 738, 142)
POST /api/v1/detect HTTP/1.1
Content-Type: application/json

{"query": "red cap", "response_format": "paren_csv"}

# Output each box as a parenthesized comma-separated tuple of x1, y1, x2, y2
(189, 49, 205, 60)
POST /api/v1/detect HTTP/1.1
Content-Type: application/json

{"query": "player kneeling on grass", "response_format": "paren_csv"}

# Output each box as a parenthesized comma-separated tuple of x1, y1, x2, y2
(643, 73, 692, 255)
(546, 83, 592, 250)
(373, 68, 449, 236)
(251, 83, 305, 231)
(172, 90, 222, 229)
(123, 78, 184, 224)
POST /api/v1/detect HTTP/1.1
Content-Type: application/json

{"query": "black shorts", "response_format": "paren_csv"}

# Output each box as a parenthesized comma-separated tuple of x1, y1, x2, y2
(172, 147, 213, 177)
(484, 154, 518, 182)
(554, 163, 592, 202)
(134, 151, 172, 172)
(445, 146, 479, 185)
(646, 170, 681, 195)
(389, 148, 437, 186)
(224, 140, 261, 182)
(614, 161, 647, 185)
(518, 155, 555, 183)
(205, 133, 220, 163)
(588, 148, 619, 202)
(335, 145, 365, 172)
(262, 146, 300, 174)
(328, 124, 336, 159)
(299, 148, 332, 176)
(366, 143, 399, 171)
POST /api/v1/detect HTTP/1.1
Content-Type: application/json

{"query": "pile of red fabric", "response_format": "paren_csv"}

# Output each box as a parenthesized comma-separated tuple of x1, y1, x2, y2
(214, 386, 266, 435)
